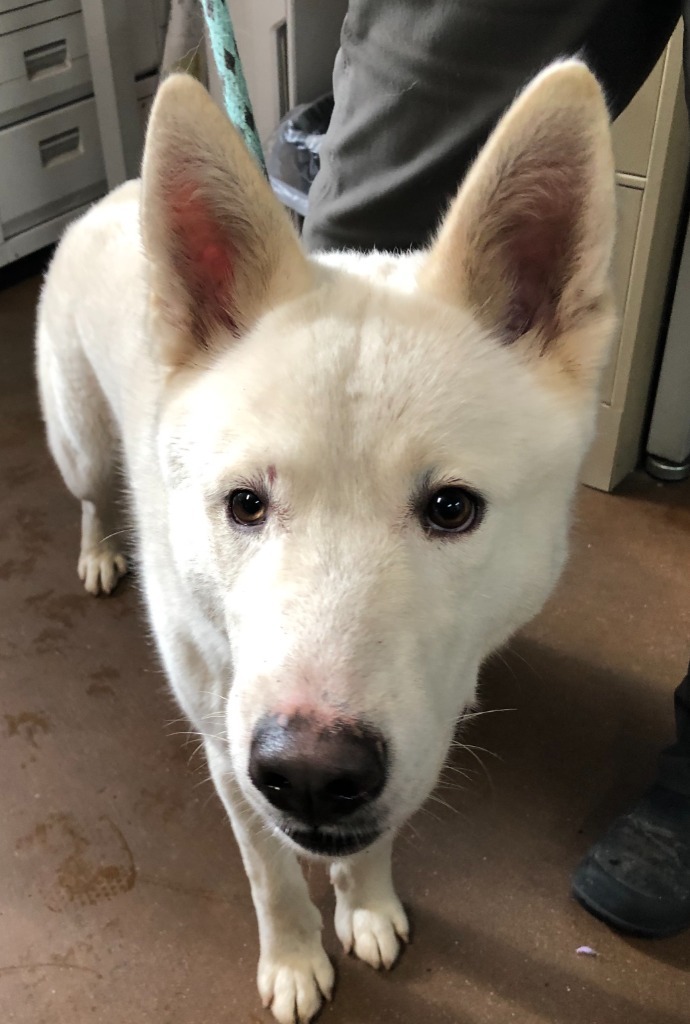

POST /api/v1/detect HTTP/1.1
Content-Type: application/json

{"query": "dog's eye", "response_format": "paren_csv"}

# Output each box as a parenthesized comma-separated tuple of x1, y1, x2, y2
(424, 486, 482, 534)
(228, 489, 267, 527)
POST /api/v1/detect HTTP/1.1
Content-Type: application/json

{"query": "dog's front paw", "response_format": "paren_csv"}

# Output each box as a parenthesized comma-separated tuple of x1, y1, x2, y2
(335, 894, 409, 970)
(78, 545, 127, 595)
(258, 942, 334, 1024)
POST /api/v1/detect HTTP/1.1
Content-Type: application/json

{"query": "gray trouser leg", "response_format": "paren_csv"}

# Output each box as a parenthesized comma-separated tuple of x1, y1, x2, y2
(303, 0, 680, 254)
(657, 664, 690, 796)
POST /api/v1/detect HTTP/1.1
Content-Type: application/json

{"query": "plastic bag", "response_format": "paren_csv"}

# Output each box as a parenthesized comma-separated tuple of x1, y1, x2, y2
(267, 95, 334, 217)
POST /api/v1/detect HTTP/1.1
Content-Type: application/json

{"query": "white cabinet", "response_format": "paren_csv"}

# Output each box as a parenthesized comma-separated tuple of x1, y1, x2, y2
(583, 24, 689, 490)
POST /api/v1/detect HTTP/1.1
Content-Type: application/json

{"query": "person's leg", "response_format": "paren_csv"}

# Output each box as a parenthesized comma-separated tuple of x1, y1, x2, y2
(303, 0, 680, 254)
(657, 662, 690, 794)
(572, 662, 690, 937)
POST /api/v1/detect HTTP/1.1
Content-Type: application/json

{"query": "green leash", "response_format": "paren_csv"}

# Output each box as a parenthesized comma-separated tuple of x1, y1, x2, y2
(202, 0, 266, 171)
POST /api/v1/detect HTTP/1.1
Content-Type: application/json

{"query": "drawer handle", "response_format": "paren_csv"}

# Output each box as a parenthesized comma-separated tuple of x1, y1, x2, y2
(39, 128, 82, 169)
(24, 40, 69, 81)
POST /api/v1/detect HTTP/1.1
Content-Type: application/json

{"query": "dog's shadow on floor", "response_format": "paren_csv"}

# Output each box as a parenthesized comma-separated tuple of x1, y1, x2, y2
(444, 635, 673, 842)
(398, 908, 687, 1024)
(318, 903, 686, 1024)
(308, 637, 688, 1023)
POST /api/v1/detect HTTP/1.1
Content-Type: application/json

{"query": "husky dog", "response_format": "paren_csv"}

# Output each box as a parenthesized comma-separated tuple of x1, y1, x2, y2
(36, 63, 615, 1023)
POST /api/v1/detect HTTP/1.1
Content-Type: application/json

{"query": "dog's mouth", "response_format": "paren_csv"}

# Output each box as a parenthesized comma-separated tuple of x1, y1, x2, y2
(280, 823, 382, 857)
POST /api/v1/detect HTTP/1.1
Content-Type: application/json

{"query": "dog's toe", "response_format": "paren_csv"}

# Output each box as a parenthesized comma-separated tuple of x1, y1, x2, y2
(335, 898, 409, 970)
(78, 547, 128, 595)
(258, 944, 334, 1024)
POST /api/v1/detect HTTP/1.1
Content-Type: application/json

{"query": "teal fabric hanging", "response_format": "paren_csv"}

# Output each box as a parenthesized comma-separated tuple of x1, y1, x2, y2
(202, 0, 266, 171)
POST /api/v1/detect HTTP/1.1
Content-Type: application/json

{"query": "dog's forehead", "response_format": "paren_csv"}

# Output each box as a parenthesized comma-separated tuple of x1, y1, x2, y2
(198, 269, 580, 495)
(226, 273, 513, 414)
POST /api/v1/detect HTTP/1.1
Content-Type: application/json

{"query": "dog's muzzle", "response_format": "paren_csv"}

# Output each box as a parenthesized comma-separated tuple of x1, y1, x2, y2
(248, 713, 388, 856)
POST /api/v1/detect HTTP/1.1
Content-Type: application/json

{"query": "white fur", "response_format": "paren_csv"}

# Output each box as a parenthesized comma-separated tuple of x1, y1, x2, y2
(36, 63, 616, 1024)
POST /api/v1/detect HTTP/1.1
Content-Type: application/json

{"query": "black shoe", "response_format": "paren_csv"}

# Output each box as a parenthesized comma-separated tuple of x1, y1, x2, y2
(572, 785, 690, 937)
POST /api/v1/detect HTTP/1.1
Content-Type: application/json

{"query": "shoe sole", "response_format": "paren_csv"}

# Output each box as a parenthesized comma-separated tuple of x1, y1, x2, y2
(572, 885, 687, 939)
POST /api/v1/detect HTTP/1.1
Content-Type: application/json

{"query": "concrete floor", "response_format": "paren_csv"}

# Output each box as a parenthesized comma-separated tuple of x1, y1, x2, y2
(1, 258, 688, 1024)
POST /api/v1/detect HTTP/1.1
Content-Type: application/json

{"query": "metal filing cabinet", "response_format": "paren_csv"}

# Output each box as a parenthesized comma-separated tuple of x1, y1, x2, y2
(0, 0, 168, 267)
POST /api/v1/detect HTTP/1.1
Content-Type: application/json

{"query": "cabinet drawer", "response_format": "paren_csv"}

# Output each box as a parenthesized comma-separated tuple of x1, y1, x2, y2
(0, 0, 79, 28)
(0, 95, 106, 238)
(0, 11, 91, 127)
(0, 0, 164, 127)
(0, 0, 49, 13)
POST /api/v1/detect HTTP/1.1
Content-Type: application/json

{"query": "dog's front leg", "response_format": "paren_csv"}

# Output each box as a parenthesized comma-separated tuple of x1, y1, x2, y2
(205, 746, 334, 1024)
(330, 833, 409, 970)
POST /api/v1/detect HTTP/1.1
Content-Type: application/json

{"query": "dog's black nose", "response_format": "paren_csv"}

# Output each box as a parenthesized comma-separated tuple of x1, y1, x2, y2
(249, 715, 387, 828)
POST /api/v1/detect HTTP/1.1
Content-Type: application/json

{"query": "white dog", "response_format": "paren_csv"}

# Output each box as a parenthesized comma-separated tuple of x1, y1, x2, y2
(36, 63, 615, 1023)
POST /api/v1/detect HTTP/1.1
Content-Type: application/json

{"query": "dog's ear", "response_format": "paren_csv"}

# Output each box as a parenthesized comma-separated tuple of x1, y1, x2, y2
(141, 74, 311, 365)
(419, 61, 616, 385)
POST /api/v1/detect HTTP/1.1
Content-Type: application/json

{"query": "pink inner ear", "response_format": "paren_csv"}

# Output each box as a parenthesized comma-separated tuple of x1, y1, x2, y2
(166, 178, 238, 335)
(501, 158, 582, 344)
(504, 207, 573, 341)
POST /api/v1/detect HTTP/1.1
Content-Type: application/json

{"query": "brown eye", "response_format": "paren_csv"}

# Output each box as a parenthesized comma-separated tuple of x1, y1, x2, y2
(229, 489, 267, 526)
(424, 486, 481, 534)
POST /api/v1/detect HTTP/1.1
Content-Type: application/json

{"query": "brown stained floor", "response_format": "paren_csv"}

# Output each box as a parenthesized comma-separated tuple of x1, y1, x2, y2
(1, 258, 688, 1024)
